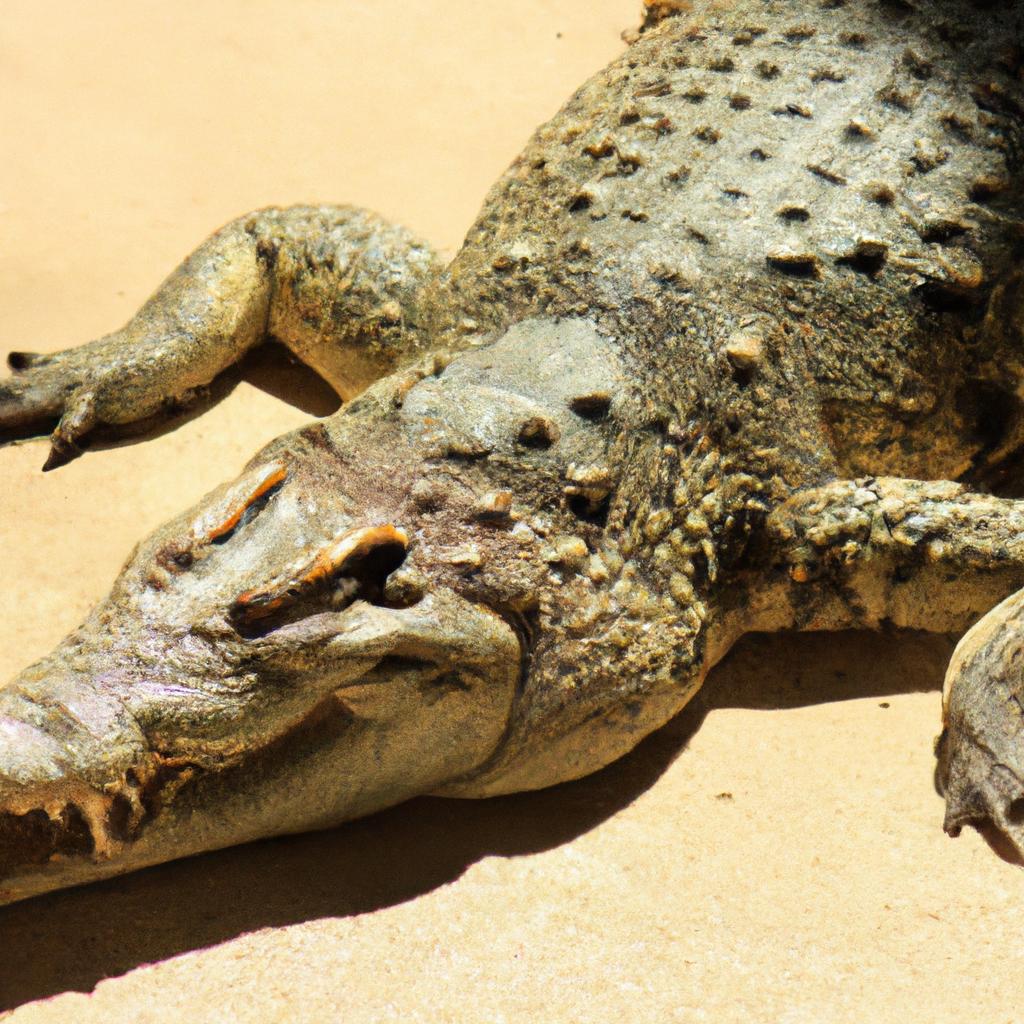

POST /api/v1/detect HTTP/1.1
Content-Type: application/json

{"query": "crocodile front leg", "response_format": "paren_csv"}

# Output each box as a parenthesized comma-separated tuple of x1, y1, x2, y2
(754, 477, 1024, 855)
(0, 205, 439, 468)
(760, 478, 1024, 635)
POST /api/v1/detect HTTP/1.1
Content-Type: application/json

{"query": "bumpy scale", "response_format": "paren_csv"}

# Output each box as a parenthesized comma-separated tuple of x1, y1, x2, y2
(1, 0, 1023, 904)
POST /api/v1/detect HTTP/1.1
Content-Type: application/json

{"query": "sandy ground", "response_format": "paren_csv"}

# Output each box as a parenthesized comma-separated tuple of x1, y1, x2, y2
(1, 3, 1023, 1021)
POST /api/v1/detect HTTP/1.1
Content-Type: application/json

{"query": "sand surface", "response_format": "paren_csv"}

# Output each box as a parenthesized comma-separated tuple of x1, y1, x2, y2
(1, 3, 1023, 1021)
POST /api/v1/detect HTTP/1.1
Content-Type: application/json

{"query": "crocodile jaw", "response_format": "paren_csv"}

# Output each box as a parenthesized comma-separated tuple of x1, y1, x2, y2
(0, 587, 519, 906)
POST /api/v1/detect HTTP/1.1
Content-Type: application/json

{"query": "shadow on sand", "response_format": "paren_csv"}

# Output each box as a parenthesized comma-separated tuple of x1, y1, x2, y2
(0, 628, 959, 1011)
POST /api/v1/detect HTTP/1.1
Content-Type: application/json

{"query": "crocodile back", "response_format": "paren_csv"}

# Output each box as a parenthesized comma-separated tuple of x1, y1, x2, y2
(440, 0, 1024, 482)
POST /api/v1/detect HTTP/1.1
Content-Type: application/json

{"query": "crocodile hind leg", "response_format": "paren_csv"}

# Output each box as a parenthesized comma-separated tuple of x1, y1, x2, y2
(758, 476, 1024, 852)
(0, 205, 439, 469)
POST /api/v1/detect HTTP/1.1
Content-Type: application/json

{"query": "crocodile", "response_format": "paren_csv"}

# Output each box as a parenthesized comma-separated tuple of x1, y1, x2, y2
(1, 0, 1023, 905)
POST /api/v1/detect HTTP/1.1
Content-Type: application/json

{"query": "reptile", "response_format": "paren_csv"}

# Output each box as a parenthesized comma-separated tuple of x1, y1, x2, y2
(1, 0, 1023, 905)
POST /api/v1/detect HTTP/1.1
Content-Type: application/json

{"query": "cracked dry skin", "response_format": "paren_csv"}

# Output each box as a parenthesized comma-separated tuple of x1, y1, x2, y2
(2, 0, 1024, 903)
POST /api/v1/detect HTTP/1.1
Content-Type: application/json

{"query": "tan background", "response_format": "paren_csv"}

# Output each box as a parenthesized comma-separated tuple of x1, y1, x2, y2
(1, 3, 1023, 1021)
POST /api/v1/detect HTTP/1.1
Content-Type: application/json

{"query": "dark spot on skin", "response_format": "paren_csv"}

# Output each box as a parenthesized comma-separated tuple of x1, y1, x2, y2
(619, 153, 644, 174)
(584, 139, 615, 159)
(443, 445, 491, 464)
(868, 183, 896, 205)
(844, 121, 874, 140)
(811, 68, 847, 83)
(916, 282, 985, 315)
(836, 244, 887, 277)
(728, 361, 755, 387)
(570, 393, 613, 420)
(567, 491, 611, 528)
(918, 219, 970, 244)
(729, 94, 752, 110)
(877, 85, 915, 112)
(756, 60, 781, 79)
(882, 0, 917, 14)
(941, 113, 974, 142)
(6, 351, 50, 371)
(955, 379, 1022, 463)
(839, 31, 869, 48)
(777, 205, 810, 222)
(693, 126, 721, 144)
(767, 252, 820, 278)
(518, 417, 560, 449)
(902, 47, 933, 79)
(969, 176, 1008, 203)
(254, 238, 279, 269)
(634, 79, 671, 98)
(750, 148, 770, 161)
(568, 194, 593, 213)
(1007, 797, 1024, 825)
(807, 164, 847, 185)
(774, 103, 813, 118)
(156, 543, 195, 573)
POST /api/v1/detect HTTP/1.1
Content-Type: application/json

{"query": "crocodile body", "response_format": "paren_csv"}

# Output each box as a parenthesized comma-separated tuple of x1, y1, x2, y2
(1, 0, 1024, 903)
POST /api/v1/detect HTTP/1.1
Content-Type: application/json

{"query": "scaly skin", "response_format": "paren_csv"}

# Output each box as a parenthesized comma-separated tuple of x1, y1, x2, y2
(1, 0, 1023, 904)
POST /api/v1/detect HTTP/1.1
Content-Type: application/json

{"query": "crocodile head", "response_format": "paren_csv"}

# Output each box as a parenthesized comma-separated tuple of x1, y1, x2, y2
(0, 318, 628, 903)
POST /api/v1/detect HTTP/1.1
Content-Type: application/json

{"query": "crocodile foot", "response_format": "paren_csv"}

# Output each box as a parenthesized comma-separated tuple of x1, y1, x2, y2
(938, 589, 1024, 860)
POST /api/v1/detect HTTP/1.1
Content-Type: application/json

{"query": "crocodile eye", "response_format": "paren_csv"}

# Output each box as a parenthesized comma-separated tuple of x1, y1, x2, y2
(203, 464, 287, 546)
(155, 463, 288, 575)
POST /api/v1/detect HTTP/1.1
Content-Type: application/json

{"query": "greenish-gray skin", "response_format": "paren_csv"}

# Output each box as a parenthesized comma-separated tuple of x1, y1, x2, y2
(1, 0, 1024, 905)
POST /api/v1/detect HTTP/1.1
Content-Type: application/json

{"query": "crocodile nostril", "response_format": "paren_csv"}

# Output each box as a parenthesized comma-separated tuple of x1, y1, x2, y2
(340, 539, 410, 606)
